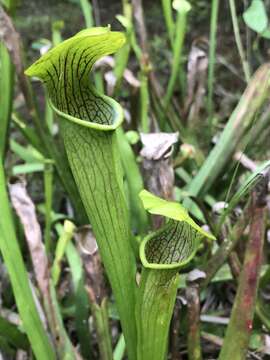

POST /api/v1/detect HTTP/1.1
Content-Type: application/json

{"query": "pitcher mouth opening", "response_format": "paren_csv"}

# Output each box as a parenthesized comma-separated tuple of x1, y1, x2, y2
(49, 93, 124, 131)
(25, 28, 126, 131)
(139, 220, 200, 270)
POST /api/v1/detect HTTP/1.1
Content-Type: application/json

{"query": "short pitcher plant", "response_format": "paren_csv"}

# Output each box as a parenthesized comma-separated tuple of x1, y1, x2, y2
(136, 190, 215, 360)
(26, 27, 214, 360)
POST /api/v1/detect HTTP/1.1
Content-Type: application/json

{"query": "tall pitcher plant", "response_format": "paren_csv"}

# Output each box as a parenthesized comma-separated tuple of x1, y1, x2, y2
(26, 27, 215, 359)
(25, 27, 137, 359)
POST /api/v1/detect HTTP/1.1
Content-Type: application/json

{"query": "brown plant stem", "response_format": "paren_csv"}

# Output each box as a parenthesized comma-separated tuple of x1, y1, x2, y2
(140, 132, 178, 228)
(170, 297, 183, 360)
(218, 180, 267, 360)
(201, 205, 249, 289)
(186, 281, 202, 360)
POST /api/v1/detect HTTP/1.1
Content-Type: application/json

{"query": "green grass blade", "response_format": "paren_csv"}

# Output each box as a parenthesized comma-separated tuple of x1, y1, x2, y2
(0, 316, 29, 351)
(113, 334, 125, 360)
(0, 43, 14, 157)
(186, 63, 270, 200)
(164, 0, 191, 107)
(217, 160, 270, 230)
(207, 0, 219, 117)
(229, 0, 251, 82)
(11, 112, 44, 153)
(80, 0, 94, 28)
(65, 241, 92, 360)
(44, 160, 54, 254)
(161, 0, 175, 47)
(0, 159, 56, 360)
(52, 220, 75, 286)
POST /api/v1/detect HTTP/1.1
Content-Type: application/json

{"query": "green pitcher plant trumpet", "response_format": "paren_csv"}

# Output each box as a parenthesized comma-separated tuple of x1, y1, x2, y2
(136, 190, 215, 360)
(25, 27, 137, 360)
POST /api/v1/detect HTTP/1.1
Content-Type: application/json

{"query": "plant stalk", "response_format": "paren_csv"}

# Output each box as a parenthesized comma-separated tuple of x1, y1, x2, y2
(88, 299, 113, 360)
(186, 282, 202, 360)
(60, 118, 137, 360)
(207, 0, 219, 117)
(219, 187, 267, 360)
(0, 43, 14, 157)
(136, 268, 179, 360)
(229, 0, 250, 82)
(44, 160, 54, 254)
(164, 4, 190, 108)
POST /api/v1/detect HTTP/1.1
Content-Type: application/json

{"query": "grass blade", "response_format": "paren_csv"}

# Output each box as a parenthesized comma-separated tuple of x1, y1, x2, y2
(0, 42, 14, 157)
(0, 159, 56, 359)
(65, 240, 92, 360)
(207, 0, 219, 117)
(186, 63, 270, 200)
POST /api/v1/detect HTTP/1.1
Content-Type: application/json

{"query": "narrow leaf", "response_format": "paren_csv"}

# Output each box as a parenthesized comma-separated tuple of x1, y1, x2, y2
(0, 160, 56, 359)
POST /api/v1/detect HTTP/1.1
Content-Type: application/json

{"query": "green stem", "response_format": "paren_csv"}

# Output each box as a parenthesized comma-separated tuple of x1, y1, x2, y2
(65, 240, 92, 360)
(140, 71, 150, 132)
(229, 0, 250, 82)
(60, 118, 137, 359)
(52, 220, 75, 286)
(161, 0, 175, 47)
(136, 268, 179, 360)
(164, 5, 189, 108)
(0, 43, 14, 157)
(80, 0, 94, 28)
(114, 0, 132, 96)
(207, 0, 219, 118)
(44, 160, 54, 254)
(90, 299, 113, 360)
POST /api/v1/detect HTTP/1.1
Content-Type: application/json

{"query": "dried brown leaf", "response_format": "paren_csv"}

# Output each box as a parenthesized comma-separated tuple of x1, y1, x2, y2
(0, 6, 22, 73)
(0, 6, 34, 111)
(140, 132, 179, 161)
(140, 132, 179, 227)
(9, 178, 50, 300)
(75, 226, 107, 305)
(185, 42, 208, 125)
